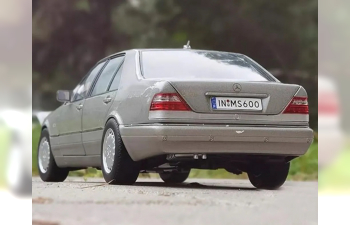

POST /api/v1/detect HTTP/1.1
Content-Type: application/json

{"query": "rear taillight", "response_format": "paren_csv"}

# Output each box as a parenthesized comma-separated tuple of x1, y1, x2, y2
(150, 93, 191, 111)
(283, 97, 309, 114)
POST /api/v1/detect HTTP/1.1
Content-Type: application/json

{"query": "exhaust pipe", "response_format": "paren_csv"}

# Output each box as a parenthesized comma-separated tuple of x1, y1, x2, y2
(166, 154, 207, 161)
(194, 154, 207, 159)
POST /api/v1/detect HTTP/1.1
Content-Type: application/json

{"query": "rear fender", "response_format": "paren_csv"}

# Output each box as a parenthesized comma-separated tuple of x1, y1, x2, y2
(294, 86, 308, 97)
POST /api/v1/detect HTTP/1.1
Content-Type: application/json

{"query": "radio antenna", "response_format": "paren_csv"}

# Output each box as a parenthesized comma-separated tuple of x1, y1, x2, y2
(183, 40, 191, 49)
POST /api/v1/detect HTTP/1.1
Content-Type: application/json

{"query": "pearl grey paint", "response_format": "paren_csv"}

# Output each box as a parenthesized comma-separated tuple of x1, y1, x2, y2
(41, 49, 313, 168)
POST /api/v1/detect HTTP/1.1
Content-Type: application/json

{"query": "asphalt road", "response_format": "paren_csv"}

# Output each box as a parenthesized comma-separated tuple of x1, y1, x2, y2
(32, 177, 318, 225)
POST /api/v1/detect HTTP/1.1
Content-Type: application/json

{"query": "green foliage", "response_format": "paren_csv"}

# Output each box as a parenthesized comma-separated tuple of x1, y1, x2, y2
(32, 126, 318, 180)
(32, 124, 41, 175)
(288, 141, 318, 180)
(75, 0, 90, 12)
(319, 144, 350, 189)
(0, 126, 10, 186)
(189, 169, 248, 180)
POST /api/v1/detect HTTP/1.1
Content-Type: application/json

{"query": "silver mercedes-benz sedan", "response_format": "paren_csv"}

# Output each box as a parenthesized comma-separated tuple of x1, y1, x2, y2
(37, 48, 314, 189)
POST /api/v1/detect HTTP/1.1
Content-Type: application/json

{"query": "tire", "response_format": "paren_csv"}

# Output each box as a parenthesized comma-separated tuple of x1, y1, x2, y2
(37, 129, 69, 182)
(159, 171, 190, 184)
(101, 119, 140, 185)
(248, 162, 290, 190)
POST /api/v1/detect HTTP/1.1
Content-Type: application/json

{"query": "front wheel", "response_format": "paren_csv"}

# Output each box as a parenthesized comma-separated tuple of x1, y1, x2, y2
(159, 171, 190, 184)
(248, 162, 290, 190)
(37, 129, 69, 182)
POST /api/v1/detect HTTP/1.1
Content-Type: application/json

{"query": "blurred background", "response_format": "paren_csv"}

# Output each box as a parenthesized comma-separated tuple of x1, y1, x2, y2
(318, 0, 350, 191)
(0, 0, 32, 224)
(31, 0, 318, 180)
(319, 1, 350, 224)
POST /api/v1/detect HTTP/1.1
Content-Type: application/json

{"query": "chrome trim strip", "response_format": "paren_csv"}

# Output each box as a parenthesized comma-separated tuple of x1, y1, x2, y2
(135, 50, 144, 80)
(122, 123, 309, 128)
(205, 92, 269, 98)
(82, 127, 104, 133)
(50, 127, 103, 137)
(148, 110, 309, 122)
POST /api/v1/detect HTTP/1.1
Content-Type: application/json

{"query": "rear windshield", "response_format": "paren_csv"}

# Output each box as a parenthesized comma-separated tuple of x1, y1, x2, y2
(140, 50, 275, 81)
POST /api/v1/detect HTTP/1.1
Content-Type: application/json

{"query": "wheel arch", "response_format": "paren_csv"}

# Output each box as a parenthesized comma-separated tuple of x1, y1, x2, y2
(103, 114, 139, 161)
(104, 113, 123, 126)
(41, 123, 51, 136)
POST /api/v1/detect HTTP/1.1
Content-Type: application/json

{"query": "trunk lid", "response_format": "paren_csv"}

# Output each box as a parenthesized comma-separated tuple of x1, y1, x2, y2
(169, 80, 300, 115)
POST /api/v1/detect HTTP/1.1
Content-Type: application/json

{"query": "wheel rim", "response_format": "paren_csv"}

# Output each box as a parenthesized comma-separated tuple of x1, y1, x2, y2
(102, 128, 116, 174)
(38, 137, 50, 173)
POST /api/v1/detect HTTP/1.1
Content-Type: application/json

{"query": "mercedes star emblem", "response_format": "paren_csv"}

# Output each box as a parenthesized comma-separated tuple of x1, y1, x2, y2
(233, 83, 242, 93)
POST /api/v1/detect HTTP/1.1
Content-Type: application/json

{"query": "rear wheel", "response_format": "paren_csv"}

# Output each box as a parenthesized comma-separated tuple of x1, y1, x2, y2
(159, 171, 190, 184)
(37, 129, 69, 182)
(248, 162, 290, 190)
(101, 119, 140, 185)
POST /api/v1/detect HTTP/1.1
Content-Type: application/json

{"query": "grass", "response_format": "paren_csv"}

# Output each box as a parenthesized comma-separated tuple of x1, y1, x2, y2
(319, 144, 350, 191)
(0, 126, 10, 186)
(32, 125, 41, 175)
(32, 124, 318, 180)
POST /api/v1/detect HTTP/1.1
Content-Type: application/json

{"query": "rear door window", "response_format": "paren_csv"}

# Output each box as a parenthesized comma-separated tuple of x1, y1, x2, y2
(109, 63, 124, 91)
(91, 56, 125, 96)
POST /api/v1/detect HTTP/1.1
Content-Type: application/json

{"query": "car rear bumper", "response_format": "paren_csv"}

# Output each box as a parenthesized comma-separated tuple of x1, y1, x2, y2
(120, 124, 314, 161)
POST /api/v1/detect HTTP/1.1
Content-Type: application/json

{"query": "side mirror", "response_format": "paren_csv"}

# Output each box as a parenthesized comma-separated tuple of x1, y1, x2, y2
(56, 90, 71, 102)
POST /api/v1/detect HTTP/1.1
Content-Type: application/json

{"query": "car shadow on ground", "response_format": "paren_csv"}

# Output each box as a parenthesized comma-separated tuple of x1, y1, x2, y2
(133, 181, 257, 191)
(62, 179, 257, 191)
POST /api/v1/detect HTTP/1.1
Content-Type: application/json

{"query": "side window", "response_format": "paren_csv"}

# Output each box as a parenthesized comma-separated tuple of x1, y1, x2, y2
(109, 63, 124, 91)
(91, 56, 124, 96)
(71, 77, 87, 102)
(72, 62, 105, 101)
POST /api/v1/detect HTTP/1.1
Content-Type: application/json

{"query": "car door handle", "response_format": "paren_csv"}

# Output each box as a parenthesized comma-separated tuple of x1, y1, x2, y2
(103, 96, 112, 104)
(76, 104, 83, 110)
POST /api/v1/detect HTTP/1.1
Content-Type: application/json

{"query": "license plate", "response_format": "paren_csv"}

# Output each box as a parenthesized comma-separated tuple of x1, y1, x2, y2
(211, 97, 262, 111)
